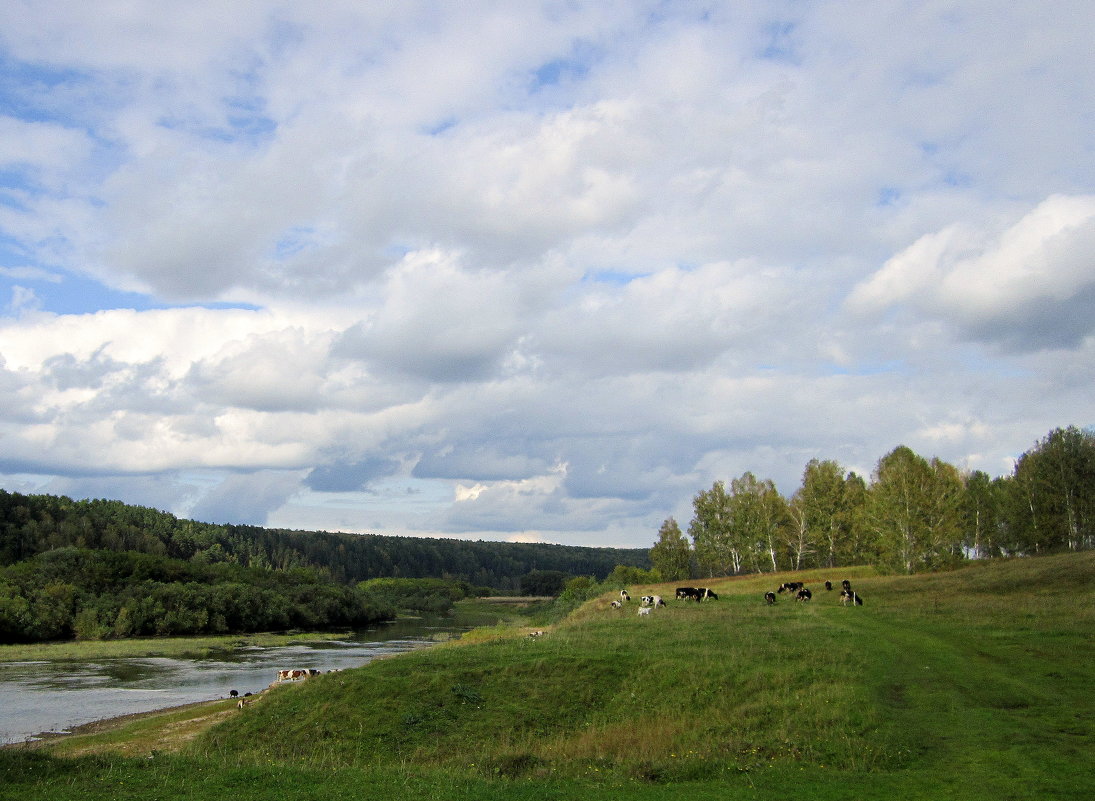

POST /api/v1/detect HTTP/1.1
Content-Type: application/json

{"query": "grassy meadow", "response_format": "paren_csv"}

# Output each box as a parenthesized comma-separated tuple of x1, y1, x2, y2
(3, 553, 1093, 799)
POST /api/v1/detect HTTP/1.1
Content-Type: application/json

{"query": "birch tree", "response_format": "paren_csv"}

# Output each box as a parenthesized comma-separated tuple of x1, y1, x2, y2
(649, 517, 692, 581)
(689, 481, 740, 576)
(866, 446, 963, 573)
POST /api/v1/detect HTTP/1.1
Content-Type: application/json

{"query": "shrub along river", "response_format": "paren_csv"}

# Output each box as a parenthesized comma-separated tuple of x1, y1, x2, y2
(0, 616, 471, 744)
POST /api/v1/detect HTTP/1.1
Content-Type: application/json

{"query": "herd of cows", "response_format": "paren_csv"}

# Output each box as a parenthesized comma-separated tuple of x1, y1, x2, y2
(612, 578, 864, 616)
(236, 579, 865, 708)
(766, 578, 864, 606)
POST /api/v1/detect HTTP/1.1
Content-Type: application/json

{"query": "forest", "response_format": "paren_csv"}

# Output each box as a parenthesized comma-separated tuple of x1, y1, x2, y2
(0, 493, 647, 588)
(650, 426, 1095, 579)
(0, 547, 395, 643)
(0, 491, 648, 643)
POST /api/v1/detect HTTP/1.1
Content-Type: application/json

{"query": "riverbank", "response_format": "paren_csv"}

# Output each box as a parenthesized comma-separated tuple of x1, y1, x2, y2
(0, 631, 356, 663)
(4, 698, 236, 756)
(0, 597, 544, 750)
(0, 598, 547, 663)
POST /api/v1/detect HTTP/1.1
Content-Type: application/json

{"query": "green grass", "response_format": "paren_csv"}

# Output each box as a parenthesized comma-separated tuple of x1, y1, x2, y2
(4, 553, 1093, 799)
(0, 631, 356, 663)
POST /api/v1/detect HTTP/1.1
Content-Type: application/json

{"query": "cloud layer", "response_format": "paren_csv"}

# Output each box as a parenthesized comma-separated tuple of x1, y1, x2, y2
(1, 2, 1093, 546)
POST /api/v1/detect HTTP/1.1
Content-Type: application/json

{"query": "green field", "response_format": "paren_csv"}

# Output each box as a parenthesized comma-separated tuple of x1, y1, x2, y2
(3, 554, 1093, 799)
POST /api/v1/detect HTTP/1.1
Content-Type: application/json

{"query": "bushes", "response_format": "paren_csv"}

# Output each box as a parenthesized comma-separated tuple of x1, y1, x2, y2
(359, 577, 470, 614)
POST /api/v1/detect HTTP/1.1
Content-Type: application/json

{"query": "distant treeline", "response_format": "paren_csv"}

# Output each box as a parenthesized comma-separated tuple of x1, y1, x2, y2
(650, 426, 1095, 579)
(0, 491, 649, 590)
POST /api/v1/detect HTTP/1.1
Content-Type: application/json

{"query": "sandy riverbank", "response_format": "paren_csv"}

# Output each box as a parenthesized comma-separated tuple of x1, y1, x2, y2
(2, 696, 243, 754)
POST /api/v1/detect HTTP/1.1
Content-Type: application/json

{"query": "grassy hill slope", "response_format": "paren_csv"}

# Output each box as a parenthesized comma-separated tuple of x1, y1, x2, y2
(5, 554, 1093, 800)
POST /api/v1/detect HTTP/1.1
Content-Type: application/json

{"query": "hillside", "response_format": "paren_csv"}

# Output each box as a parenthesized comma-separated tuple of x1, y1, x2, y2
(0, 490, 650, 590)
(8, 552, 1093, 799)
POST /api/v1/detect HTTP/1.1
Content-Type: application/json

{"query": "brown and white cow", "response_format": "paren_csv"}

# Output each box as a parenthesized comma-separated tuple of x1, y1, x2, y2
(276, 668, 312, 681)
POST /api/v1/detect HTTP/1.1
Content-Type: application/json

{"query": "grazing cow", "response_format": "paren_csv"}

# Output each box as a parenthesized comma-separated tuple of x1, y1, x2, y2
(610, 599, 622, 609)
(676, 587, 701, 601)
(699, 588, 719, 601)
(641, 595, 655, 606)
(528, 630, 545, 636)
(840, 589, 863, 606)
(824, 581, 833, 591)
(229, 690, 238, 698)
(778, 581, 804, 594)
(638, 606, 652, 616)
(764, 591, 776, 605)
(276, 669, 311, 682)
(796, 588, 813, 602)
(620, 590, 631, 602)
(842, 579, 851, 592)
(652, 595, 666, 607)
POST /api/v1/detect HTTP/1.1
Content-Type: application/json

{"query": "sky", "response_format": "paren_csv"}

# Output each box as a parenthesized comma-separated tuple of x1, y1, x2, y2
(1, 2, 1093, 549)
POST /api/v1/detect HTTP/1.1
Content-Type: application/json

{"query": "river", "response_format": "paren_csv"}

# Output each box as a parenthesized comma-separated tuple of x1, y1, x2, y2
(0, 617, 470, 745)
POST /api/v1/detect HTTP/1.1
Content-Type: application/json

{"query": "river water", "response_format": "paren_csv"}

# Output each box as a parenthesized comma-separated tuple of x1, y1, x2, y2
(0, 617, 468, 745)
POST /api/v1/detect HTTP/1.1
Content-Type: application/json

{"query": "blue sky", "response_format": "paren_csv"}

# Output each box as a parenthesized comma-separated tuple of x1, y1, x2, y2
(0, 1, 1093, 547)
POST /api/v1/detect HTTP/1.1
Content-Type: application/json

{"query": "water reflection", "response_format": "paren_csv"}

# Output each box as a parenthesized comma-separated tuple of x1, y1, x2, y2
(0, 617, 469, 744)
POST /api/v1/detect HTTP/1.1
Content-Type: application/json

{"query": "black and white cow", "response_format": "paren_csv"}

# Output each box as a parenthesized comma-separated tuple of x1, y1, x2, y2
(676, 587, 701, 601)
(824, 580, 833, 591)
(796, 587, 813, 601)
(764, 591, 776, 605)
(610, 599, 622, 609)
(841, 579, 852, 592)
(698, 587, 719, 601)
(620, 590, 631, 602)
(840, 589, 863, 606)
(778, 581, 804, 594)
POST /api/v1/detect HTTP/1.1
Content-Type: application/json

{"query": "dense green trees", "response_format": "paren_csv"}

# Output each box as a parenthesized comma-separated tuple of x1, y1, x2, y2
(648, 518, 691, 581)
(358, 577, 486, 614)
(0, 548, 392, 643)
(1010, 426, 1095, 553)
(670, 426, 1095, 577)
(864, 448, 966, 573)
(519, 570, 571, 596)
